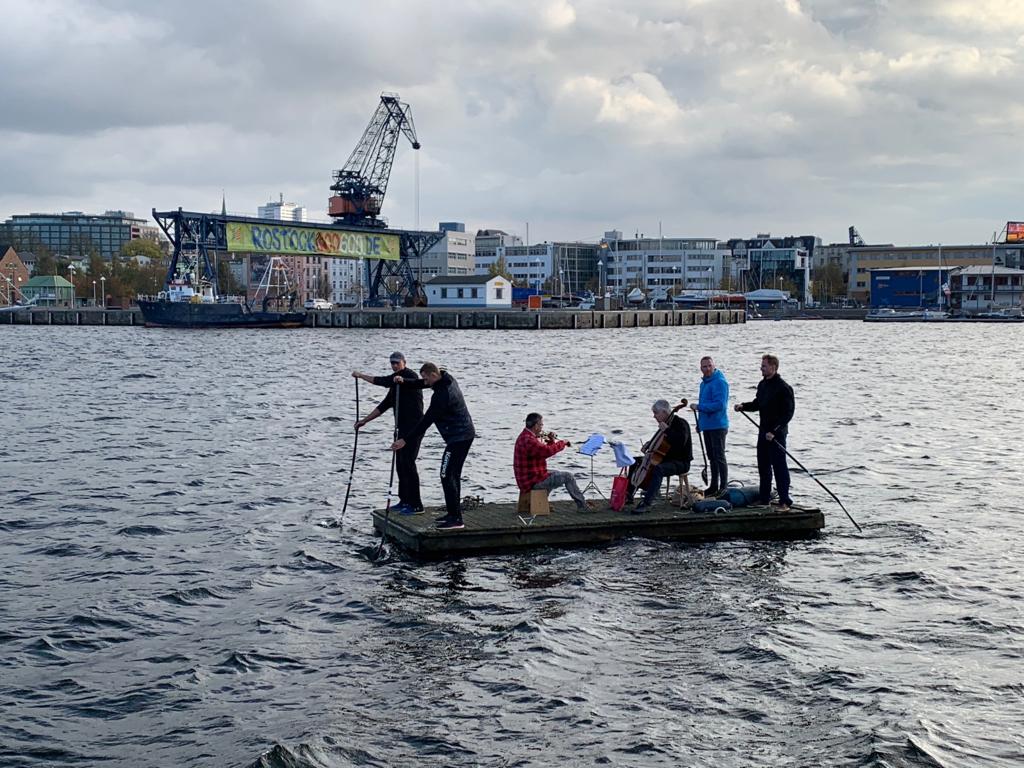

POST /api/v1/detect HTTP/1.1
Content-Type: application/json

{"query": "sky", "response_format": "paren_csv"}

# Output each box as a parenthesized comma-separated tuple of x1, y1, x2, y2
(2, 0, 1023, 246)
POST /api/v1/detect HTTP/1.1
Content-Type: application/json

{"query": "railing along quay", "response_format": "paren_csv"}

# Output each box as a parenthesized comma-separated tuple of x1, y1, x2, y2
(1, 307, 746, 329)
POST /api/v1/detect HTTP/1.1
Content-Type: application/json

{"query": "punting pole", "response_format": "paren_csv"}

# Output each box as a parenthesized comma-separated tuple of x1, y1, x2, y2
(738, 409, 863, 533)
(340, 378, 360, 526)
(694, 410, 709, 485)
(376, 382, 400, 558)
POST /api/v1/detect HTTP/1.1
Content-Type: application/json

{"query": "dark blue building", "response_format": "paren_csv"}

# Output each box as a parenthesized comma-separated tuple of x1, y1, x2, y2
(869, 267, 953, 308)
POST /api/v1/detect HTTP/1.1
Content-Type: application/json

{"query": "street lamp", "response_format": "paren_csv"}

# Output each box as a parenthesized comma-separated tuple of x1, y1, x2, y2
(597, 259, 604, 299)
(100, 276, 106, 309)
(93, 280, 97, 306)
(68, 264, 75, 306)
(558, 268, 564, 302)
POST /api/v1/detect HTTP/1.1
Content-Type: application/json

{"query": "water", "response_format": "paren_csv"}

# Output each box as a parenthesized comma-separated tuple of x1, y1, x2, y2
(1, 322, 1021, 767)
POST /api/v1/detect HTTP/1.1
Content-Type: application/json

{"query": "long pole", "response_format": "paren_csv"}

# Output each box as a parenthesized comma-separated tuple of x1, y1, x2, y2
(694, 410, 708, 485)
(339, 378, 360, 526)
(376, 383, 400, 558)
(738, 409, 862, 533)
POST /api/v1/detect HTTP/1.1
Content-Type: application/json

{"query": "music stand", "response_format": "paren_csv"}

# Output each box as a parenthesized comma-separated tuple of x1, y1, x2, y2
(578, 433, 606, 499)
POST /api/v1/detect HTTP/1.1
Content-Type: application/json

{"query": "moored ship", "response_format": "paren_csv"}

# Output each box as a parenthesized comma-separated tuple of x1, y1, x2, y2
(138, 255, 306, 329)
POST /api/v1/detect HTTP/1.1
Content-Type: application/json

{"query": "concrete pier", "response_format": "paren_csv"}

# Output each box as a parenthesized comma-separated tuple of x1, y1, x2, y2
(3, 307, 745, 329)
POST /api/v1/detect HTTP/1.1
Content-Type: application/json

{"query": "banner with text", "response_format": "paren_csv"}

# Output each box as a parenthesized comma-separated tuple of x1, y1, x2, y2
(226, 222, 399, 260)
(1006, 221, 1024, 243)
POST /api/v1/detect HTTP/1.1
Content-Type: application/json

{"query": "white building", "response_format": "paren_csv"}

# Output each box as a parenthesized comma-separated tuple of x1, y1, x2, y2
(327, 257, 361, 305)
(477, 243, 555, 289)
(258, 194, 309, 222)
(418, 223, 476, 280)
(602, 232, 724, 295)
(425, 274, 512, 308)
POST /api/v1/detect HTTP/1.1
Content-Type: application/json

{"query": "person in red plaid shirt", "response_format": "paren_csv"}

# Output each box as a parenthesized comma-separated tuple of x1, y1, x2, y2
(514, 413, 592, 510)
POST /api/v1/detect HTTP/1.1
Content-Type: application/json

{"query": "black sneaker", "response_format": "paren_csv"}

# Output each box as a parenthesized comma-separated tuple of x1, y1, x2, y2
(632, 503, 652, 515)
(436, 517, 465, 530)
(433, 514, 450, 524)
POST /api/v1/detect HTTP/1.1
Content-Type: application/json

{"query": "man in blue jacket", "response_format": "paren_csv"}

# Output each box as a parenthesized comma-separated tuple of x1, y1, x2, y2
(690, 356, 729, 497)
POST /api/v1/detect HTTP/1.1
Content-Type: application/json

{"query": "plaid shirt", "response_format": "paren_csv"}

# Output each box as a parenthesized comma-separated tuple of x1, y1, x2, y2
(513, 428, 568, 491)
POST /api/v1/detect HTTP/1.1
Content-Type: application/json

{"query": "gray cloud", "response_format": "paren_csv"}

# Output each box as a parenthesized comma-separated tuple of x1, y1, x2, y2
(2, 0, 1023, 244)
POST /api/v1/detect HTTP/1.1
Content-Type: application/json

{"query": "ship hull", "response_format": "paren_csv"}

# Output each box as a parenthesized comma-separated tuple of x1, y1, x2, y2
(137, 300, 306, 329)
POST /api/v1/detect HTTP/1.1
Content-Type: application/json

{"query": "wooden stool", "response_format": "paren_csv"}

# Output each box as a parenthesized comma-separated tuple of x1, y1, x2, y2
(666, 474, 692, 507)
(517, 489, 551, 516)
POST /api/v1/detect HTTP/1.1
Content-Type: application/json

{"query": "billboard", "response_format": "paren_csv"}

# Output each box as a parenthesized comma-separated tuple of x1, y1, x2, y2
(226, 221, 399, 260)
(1006, 221, 1024, 243)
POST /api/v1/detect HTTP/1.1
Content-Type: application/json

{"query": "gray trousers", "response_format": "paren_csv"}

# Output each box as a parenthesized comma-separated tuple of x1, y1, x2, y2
(703, 428, 728, 492)
(533, 470, 587, 507)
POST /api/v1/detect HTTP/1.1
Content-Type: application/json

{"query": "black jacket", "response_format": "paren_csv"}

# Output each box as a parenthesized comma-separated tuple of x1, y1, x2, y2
(401, 371, 476, 445)
(741, 375, 795, 434)
(661, 413, 693, 463)
(372, 368, 423, 431)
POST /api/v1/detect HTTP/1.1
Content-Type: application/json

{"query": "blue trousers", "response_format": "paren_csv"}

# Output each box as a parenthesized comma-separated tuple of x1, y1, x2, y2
(756, 428, 791, 505)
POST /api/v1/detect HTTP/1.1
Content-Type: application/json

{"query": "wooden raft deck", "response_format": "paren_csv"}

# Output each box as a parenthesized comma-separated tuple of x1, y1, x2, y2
(371, 499, 824, 559)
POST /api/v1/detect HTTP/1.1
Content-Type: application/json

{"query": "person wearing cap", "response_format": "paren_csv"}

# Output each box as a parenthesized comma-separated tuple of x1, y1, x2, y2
(352, 352, 424, 515)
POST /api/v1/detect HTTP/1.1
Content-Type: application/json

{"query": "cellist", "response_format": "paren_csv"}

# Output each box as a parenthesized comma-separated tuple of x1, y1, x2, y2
(629, 399, 693, 514)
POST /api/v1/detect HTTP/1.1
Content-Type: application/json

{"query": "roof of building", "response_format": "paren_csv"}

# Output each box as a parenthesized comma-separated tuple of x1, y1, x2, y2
(426, 274, 501, 286)
(953, 265, 1024, 275)
(869, 266, 952, 273)
(24, 275, 73, 287)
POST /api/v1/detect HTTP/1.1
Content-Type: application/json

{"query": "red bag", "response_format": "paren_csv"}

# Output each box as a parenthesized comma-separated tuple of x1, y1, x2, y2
(610, 469, 629, 512)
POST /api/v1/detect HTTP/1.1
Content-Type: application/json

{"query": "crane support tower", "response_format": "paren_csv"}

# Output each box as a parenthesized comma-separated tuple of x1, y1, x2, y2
(328, 92, 420, 228)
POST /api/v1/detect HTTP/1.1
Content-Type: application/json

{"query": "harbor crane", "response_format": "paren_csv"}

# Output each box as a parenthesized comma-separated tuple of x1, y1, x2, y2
(328, 92, 420, 228)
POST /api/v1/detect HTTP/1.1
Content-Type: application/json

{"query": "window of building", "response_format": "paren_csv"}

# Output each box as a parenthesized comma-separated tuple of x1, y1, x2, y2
(441, 288, 448, 298)
(457, 288, 464, 298)
(471, 288, 478, 298)
(496, 288, 503, 299)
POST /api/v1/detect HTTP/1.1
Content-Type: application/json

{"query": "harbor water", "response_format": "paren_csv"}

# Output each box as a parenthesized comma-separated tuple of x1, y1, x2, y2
(0, 322, 1020, 767)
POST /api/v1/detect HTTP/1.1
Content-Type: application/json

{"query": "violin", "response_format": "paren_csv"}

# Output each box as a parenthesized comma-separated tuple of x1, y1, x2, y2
(632, 398, 687, 489)
(541, 431, 571, 447)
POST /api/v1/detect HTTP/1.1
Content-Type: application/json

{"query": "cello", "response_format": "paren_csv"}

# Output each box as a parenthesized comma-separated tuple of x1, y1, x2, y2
(632, 398, 688, 489)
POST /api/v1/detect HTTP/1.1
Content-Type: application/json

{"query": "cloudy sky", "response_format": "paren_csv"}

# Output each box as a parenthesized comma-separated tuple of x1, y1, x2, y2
(2, 0, 1023, 245)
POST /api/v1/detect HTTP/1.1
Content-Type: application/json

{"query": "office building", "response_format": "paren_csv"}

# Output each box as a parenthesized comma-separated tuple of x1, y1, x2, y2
(258, 195, 309, 222)
(3, 210, 161, 261)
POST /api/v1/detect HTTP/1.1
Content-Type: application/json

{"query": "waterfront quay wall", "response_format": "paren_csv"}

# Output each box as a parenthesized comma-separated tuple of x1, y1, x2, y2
(2, 307, 745, 329)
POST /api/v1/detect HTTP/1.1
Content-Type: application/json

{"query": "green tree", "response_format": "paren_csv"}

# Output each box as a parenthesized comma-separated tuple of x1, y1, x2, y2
(487, 255, 513, 281)
(120, 238, 163, 263)
(34, 250, 58, 276)
(217, 259, 243, 296)
(317, 267, 332, 301)
(812, 263, 846, 303)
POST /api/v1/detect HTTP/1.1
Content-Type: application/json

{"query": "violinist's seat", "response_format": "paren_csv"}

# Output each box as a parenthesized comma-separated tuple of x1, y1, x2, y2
(517, 489, 551, 516)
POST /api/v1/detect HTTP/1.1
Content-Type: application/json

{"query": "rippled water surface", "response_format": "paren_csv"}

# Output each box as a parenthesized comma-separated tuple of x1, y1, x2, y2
(1, 321, 1021, 767)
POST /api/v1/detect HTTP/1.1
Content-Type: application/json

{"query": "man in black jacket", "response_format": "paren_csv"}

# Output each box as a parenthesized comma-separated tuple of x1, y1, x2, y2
(735, 354, 795, 510)
(631, 399, 693, 514)
(390, 362, 476, 530)
(352, 352, 424, 515)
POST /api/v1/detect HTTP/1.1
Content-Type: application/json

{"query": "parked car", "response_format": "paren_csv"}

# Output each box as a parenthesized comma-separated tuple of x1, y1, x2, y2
(304, 298, 334, 310)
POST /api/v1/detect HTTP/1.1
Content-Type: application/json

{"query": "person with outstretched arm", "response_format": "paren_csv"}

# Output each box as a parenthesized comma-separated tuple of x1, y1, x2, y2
(690, 355, 730, 497)
(735, 354, 795, 511)
(390, 362, 476, 530)
(352, 352, 424, 515)
(514, 412, 593, 511)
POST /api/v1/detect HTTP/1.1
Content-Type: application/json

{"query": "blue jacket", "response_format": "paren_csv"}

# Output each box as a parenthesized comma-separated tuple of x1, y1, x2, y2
(695, 369, 729, 431)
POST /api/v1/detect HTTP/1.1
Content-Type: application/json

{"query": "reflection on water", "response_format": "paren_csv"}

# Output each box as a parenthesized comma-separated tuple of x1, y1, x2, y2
(0, 322, 1021, 767)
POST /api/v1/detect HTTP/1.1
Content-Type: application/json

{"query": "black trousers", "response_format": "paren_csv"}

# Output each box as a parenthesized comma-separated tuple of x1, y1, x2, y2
(756, 428, 791, 505)
(628, 459, 691, 505)
(440, 439, 473, 520)
(396, 433, 422, 508)
(702, 428, 728, 492)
